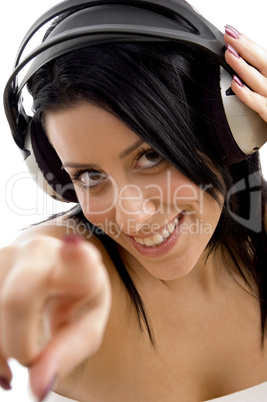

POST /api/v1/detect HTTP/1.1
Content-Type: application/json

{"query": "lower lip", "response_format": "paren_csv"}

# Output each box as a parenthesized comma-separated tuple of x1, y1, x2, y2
(128, 216, 183, 258)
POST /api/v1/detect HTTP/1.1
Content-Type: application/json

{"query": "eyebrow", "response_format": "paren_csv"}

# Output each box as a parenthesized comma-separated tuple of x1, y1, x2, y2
(62, 162, 100, 170)
(119, 139, 144, 159)
(62, 139, 145, 169)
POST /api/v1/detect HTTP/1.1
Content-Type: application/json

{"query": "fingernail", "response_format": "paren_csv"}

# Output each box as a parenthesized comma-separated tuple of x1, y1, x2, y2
(38, 374, 57, 402)
(226, 44, 240, 58)
(63, 234, 83, 244)
(225, 24, 240, 39)
(233, 75, 244, 87)
(0, 376, 12, 391)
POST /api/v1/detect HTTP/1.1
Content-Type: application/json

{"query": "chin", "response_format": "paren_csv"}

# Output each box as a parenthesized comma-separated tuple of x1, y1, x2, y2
(143, 258, 197, 282)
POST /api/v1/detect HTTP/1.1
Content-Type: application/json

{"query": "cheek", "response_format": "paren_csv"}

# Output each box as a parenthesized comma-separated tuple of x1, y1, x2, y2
(166, 170, 223, 229)
(78, 191, 116, 231)
(204, 194, 224, 225)
(162, 169, 203, 208)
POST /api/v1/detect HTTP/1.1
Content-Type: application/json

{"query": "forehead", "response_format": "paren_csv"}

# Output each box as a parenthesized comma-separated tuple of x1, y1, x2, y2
(45, 102, 142, 163)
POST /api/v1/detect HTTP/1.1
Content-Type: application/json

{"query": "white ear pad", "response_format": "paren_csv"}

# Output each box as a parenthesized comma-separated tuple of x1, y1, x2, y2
(24, 125, 70, 202)
(220, 67, 267, 155)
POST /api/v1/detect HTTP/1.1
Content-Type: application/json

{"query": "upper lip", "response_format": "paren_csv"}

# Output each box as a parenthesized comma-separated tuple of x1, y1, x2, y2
(129, 212, 183, 239)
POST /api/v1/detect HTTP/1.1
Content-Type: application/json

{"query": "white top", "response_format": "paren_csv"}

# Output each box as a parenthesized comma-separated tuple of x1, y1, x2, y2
(205, 382, 267, 401)
(45, 382, 267, 401)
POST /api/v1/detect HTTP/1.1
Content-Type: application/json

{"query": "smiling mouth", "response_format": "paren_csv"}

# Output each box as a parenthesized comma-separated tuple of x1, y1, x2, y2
(133, 217, 180, 248)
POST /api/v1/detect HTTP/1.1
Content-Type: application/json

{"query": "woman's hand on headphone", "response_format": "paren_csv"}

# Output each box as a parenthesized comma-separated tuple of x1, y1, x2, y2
(224, 24, 267, 123)
(0, 235, 111, 401)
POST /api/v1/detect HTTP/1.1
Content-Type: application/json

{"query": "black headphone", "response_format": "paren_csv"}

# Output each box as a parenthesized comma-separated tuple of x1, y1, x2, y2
(3, 0, 267, 202)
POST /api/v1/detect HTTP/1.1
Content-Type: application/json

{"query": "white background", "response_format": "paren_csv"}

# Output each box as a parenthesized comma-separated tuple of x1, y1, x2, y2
(0, 0, 267, 400)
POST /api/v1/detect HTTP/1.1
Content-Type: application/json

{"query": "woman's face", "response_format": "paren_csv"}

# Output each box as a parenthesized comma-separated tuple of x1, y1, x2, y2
(46, 102, 223, 281)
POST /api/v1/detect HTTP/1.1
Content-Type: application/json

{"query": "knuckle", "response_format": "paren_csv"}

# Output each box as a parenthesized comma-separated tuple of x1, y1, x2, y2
(0, 269, 36, 313)
(1, 282, 24, 312)
(0, 245, 17, 265)
(19, 237, 49, 254)
(242, 39, 251, 53)
(0, 245, 17, 257)
(19, 236, 60, 256)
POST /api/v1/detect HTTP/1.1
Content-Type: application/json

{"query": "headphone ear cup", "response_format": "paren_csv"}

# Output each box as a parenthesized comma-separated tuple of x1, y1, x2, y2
(220, 67, 267, 156)
(201, 62, 248, 165)
(25, 118, 78, 203)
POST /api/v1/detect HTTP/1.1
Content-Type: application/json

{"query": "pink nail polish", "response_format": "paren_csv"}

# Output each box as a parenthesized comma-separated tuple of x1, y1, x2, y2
(233, 75, 244, 87)
(0, 377, 12, 391)
(225, 24, 240, 39)
(226, 44, 240, 58)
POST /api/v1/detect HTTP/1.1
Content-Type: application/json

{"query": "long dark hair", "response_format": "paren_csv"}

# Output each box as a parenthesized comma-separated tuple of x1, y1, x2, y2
(28, 15, 267, 345)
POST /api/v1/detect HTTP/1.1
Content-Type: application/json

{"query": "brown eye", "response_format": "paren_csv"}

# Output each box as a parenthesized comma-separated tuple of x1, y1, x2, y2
(79, 170, 108, 188)
(135, 149, 163, 169)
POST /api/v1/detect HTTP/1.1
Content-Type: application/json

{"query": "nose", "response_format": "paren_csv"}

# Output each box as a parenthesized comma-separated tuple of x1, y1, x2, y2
(115, 184, 156, 234)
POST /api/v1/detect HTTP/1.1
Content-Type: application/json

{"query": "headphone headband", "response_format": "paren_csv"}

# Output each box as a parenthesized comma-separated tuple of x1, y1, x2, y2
(14, 0, 224, 68)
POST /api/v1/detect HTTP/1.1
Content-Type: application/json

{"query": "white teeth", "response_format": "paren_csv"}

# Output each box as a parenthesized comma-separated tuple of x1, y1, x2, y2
(161, 229, 170, 239)
(137, 237, 145, 245)
(152, 234, 164, 245)
(133, 217, 180, 247)
(144, 238, 154, 247)
(167, 223, 175, 234)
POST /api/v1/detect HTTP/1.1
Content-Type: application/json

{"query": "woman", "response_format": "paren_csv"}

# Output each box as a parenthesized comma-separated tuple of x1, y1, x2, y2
(1, 0, 267, 401)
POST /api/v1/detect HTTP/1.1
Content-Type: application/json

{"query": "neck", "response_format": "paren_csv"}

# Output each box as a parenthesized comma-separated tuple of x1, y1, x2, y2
(120, 245, 231, 299)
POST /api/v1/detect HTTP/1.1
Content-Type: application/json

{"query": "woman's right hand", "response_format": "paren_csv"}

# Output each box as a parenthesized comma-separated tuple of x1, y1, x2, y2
(0, 235, 111, 401)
